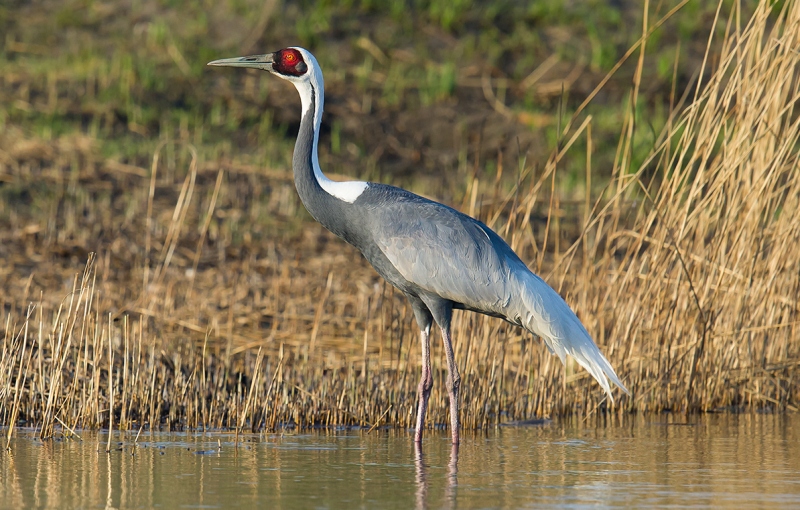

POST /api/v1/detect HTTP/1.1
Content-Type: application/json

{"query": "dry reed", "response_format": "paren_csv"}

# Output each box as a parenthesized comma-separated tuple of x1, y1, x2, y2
(1, 0, 799, 437)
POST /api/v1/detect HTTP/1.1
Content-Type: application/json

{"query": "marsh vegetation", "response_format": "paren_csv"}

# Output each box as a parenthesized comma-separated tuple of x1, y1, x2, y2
(1, 0, 799, 437)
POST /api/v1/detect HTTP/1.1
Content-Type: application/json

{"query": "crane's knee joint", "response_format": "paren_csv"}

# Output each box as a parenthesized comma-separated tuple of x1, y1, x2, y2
(418, 374, 433, 394)
(446, 374, 461, 394)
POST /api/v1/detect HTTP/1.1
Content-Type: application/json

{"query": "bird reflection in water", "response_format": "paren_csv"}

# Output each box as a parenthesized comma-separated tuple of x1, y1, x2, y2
(414, 442, 459, 509)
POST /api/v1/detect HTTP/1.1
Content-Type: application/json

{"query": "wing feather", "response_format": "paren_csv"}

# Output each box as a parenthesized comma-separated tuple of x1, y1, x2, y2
(372, 200, 513, 312)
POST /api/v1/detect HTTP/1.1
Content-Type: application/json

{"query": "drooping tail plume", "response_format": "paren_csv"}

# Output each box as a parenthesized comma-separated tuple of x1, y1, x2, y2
(511, 267, 629, 402)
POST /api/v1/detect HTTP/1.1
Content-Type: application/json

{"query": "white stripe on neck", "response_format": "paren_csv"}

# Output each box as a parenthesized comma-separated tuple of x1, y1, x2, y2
(292, 52, 368, 204)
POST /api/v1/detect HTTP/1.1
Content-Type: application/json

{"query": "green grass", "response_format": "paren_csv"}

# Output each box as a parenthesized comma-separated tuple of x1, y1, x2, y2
(1, 0, 731, 198)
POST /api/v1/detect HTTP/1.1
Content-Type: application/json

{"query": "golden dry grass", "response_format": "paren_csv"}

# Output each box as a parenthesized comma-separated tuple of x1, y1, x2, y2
(2, 0, 799, 439)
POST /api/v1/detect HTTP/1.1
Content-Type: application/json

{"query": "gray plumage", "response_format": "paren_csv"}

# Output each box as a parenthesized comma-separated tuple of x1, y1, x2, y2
(209, 47, 629, 444)
(358, 184, 626, 398)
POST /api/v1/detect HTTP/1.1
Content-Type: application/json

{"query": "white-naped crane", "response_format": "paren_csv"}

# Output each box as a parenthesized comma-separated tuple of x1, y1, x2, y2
(208, 47, 629, 444)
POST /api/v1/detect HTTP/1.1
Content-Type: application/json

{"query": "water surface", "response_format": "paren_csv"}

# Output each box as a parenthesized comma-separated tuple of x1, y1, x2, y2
(1, 414, 798, 508)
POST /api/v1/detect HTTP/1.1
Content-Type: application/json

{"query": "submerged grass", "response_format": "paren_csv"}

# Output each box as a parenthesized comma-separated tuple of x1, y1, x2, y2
(2, 0, 800, 438)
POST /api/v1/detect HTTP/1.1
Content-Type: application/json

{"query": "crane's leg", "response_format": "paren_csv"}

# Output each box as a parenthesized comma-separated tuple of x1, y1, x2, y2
(407, 295, 434, 443)
(422, 298, 460, 444)
(440, 323, 461, 444)
(414, 324, 433, 443)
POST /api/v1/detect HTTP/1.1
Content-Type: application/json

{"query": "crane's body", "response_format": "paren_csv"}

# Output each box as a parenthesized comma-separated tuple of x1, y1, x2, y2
(209, 47, 629, 444)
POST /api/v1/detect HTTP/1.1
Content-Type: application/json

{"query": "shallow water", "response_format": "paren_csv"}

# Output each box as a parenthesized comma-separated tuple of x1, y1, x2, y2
(2, 414, 799, 508)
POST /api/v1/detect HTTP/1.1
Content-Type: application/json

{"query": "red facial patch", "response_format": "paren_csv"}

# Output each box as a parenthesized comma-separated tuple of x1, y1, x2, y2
(283, 51, 298, 64)
(273, 48, 307, 76)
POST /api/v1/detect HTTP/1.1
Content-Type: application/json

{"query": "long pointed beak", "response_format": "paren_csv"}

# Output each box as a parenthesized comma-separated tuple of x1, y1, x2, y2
(207, 53, 275, 71)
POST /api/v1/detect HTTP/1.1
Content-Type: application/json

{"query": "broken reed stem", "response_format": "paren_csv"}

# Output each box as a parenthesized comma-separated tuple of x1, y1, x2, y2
(55, 415, 82, 441)
(366, 405, 392, 434)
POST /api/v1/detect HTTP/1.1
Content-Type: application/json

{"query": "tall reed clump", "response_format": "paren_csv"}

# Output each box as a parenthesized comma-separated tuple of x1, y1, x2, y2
(429, 0, 800, 419)
(579, 0, 800, 413)
(1, 0, 799, 438)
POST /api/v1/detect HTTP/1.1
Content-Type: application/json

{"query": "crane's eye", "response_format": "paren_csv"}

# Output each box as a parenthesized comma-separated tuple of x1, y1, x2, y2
(274, 49, 307, 76)
(284, 52, 297, 65)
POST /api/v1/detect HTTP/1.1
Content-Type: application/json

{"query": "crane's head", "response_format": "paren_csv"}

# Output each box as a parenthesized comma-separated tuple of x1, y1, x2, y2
(209, 47, 324, 125)
(207, 47, 317, 85)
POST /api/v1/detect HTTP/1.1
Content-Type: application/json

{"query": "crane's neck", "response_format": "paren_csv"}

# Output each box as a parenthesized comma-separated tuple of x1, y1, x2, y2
(290, 70, 368, 238)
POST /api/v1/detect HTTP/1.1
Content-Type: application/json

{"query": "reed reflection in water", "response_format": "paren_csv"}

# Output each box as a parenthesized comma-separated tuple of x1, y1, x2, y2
(1, 414, 799, 508)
